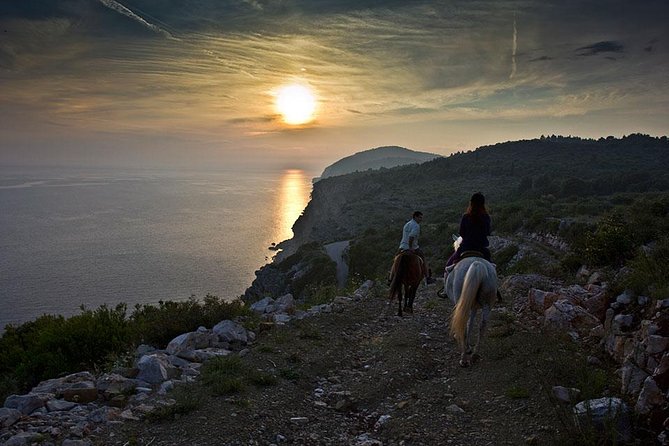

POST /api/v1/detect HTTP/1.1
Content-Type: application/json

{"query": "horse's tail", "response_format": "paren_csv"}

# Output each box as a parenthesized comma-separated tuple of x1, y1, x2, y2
(449, 261, 485, 349)
(388, 254, 407, 300)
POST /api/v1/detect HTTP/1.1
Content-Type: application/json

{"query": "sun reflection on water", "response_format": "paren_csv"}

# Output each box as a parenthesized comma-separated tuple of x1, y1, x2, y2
(276, 169, 311, 243)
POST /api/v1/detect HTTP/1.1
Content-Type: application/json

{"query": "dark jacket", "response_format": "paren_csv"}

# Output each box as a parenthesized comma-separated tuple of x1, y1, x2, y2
(458, 213, 491, 253)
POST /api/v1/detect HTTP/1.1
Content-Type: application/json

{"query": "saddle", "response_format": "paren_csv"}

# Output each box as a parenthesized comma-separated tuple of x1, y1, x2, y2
(445, 250, 485, 273)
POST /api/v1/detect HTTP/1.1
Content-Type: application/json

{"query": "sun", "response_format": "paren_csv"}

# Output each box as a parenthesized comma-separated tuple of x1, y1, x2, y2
(275, 84, 317, 125)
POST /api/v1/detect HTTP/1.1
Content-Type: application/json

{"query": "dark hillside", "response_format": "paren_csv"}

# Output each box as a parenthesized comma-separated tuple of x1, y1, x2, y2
(288, 134, 669, 248)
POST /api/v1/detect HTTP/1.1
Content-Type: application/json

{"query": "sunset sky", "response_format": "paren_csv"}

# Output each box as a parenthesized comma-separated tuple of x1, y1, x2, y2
(1, 0, 668, 170)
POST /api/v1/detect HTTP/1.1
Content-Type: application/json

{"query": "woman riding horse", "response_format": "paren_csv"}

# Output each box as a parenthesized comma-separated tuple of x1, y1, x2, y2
(446, 192, 491, 268)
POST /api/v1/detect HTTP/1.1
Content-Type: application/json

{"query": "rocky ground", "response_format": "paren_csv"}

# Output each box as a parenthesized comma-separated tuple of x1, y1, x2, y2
(101, 280, 624, 446)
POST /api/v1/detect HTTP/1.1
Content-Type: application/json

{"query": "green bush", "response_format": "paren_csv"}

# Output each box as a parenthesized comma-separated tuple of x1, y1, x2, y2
(581, 215, 635, 266)
(0, 294, 251, 401)
(129, 294, 250, 347)
(621, 237, 669, 299)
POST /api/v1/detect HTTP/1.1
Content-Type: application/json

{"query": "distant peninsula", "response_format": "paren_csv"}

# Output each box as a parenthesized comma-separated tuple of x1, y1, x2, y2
(315, 145, 440, 181)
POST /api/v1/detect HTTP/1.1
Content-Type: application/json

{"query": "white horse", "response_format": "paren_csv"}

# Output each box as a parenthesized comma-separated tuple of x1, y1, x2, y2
(443, 236, 498, 367)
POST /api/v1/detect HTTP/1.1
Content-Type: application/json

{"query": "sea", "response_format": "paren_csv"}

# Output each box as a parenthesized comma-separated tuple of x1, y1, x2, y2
(0, 166, 313, 330)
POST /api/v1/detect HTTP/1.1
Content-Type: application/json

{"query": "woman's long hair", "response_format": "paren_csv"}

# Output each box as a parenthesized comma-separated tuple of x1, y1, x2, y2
(466, 192, 488, 222)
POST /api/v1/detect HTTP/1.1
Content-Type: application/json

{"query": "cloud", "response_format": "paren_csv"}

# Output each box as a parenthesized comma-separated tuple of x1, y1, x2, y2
(97, 0, 178, 40)
(509, 16, 517, 79)
(576, 41, 624, 56)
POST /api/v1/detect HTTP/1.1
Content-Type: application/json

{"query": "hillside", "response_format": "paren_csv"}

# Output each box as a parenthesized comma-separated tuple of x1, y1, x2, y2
(317, 146, 440, 180)
(285, 134, 669, 251)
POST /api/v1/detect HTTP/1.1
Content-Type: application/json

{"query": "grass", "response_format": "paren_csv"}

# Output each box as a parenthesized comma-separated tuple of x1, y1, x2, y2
(145, 383, 202, 422)
(505, 385, 531, 399)
(278, 368, 301, 382)
(200, 356, 277, 396)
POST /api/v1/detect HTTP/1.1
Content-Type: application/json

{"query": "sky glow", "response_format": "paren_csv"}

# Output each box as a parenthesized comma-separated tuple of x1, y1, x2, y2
(0, 1, 667, 170)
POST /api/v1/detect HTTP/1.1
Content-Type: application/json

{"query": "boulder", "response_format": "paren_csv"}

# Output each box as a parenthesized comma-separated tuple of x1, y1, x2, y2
(166, 330, 218, 355)
(213, 320, 249, 344)
(177, 348, 232, 362)
(544, 299, 600, 331)
(4, 394, 47, 415)
(0, 407, 22, 427)
(583, 291, 608, 320)
(275, 294, 296, 313)
(647, 336, 669, 355)
(528, 289, 560, 313)
(273, 313, 292, 324)
(62, 381, 98, 404)
(137, 354, 171, 384)
(250, 296, 276, 313)
(621, 361, 650, 395)
(615, 290, 633, 305)
(96, 373, 136, 399)
(636, 377, 665, 415)
(31, 371, 95, 394)
(612, 314, 634, 333)
(573, 397, 631, 442)
(46, 399, 78, 412)
(654, 353, 669, 390)
(552, 386, 581, 403)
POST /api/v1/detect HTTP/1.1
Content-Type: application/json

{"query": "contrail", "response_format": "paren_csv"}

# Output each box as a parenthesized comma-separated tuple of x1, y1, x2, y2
(98, 0, 179, 40)
(509, 16, 517, 79)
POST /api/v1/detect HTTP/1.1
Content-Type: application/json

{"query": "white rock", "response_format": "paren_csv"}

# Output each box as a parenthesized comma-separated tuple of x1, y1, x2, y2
(635, 377, 664, 414)
(166, 331, 217, 355)
(615, 291, 633, 305)
(647, 336, 669, 355)
(446, 404, 465, 413)
(290, 416, 309, 424)
(213, 320, 249, 344)
(275, 294, 296, 312)
(638, 296, 650, 306)
(0, 407, 22, 427)
(273, 313, 292, 324)
(136, 354, 169, 384)
(178, 348, 232, 362)
(374, 414, 391, 430)
(4, 394, 47, 415)
(621, 362, 649, 395)
(353, 433, 383, 446)
(46, 399, 78, 412)
(573, 397, 631, 442)
(544, 299, 600, 331)
(612, 314, 634, 332)
(250, 297, 275, 313)
(552, 386, 581, 403)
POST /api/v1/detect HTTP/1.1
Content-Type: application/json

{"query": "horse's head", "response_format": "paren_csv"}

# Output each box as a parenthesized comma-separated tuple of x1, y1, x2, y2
(452, 234, 462, 251)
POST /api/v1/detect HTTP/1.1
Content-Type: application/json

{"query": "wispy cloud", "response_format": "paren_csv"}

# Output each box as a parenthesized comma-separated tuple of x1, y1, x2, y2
(576, 41, 624, 56)
(509, 16, 517, 79)
(97, 0, 179, 40)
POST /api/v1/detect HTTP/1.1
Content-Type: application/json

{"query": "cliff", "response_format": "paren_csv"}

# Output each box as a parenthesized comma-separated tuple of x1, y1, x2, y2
(318, 145, 440, 180)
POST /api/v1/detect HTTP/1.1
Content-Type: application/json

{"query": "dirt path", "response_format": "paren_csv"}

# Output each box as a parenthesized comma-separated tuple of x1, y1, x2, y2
(108, 283, 583, 445)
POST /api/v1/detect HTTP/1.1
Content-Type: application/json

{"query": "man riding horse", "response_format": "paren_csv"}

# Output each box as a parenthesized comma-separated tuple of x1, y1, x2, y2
(397, 211, 434, 285)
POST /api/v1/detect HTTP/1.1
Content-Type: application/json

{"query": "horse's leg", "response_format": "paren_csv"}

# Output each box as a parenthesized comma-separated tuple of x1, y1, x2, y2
(404, 286, 416, 314)
(460, 308, 478, 367)
(397, 286, 403, 317)
(472, 305, 491, 362)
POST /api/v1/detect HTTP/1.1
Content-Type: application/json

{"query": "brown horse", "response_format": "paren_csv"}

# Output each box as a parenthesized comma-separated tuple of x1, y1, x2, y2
(388, 252, 424, 316)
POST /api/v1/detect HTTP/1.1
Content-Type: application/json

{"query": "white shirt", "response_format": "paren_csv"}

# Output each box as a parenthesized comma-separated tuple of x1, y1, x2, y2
(399, 218, 420, 250)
